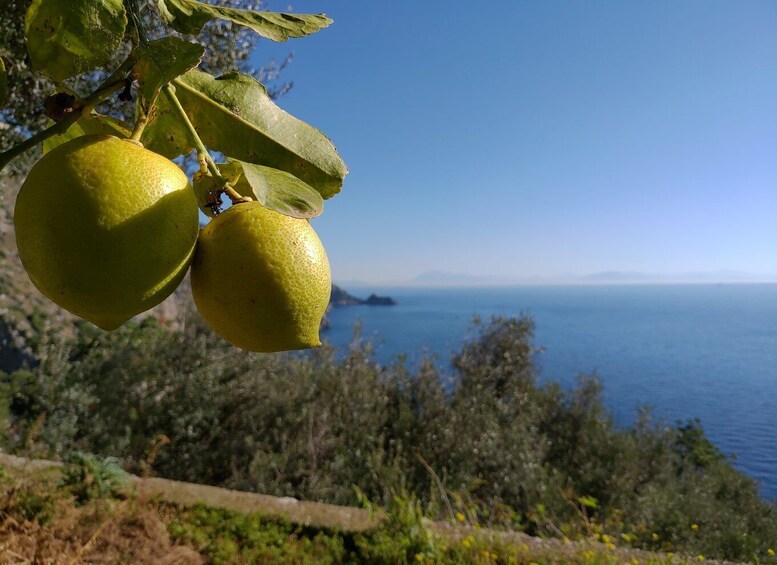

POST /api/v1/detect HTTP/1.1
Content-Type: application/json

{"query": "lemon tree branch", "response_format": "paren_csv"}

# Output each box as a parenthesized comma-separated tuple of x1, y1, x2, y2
(129, 110, 149, 143)
(162, 83, 251, 205)
(0, 63, 133, 173)
(129, 90, 158, 143)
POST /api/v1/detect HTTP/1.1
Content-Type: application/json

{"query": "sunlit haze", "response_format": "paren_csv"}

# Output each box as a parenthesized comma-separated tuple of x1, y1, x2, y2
(254, 1, 777, 285)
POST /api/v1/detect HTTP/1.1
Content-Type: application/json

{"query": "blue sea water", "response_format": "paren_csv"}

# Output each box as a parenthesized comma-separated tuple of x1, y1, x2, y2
(323, 284, 777, 501)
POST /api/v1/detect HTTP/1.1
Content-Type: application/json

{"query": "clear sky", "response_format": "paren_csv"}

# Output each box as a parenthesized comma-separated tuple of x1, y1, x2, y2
(252, 1, 777, 284)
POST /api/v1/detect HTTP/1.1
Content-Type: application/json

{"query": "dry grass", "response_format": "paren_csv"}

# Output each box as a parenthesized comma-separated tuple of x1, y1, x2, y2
(0, 455, 748, 565)
(0, 457, 202, 564)
(0, 504, 204, 564)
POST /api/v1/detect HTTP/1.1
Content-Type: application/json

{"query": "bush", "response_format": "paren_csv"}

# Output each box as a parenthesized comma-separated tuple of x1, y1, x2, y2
(59, 451, 128, 503)
(2, 308, 776, 561)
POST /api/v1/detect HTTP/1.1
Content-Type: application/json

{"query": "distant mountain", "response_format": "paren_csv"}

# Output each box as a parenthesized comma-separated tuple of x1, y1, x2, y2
(580, 271, 659, 282)
(677, 270, 777, 282)
(407, 270, 777, 286)
(411, 271, 522, 286)
(580, 270, 777, 284)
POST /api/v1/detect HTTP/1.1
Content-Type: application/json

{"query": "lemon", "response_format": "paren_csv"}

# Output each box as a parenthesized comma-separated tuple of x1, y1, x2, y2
(191, 201, 331, 352)
(14, 135, 199, 330)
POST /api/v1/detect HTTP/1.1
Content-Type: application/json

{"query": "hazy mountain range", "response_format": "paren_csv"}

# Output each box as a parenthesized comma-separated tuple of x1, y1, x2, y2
(337, 270, 777, 288)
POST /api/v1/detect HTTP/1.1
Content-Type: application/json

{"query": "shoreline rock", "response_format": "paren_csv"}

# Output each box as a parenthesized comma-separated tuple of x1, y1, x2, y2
(364, 294, 396, 306)
(320, 285, 396, 330)
(329, 285, 396, 307)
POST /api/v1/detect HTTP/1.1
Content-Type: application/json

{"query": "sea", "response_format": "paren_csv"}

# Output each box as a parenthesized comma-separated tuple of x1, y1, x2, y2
(322, 284, 777, 501)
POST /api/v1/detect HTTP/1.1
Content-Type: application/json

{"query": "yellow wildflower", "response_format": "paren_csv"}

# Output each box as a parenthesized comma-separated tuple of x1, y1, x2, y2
(455, 511, 466, 523)
(769, 549, 776, 556)
(697, 555, 705, 561)
(691, 523, 699, 531)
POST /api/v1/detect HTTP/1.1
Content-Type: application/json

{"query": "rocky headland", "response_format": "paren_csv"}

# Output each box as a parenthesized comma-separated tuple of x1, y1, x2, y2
(330, 285, 396, 307)
(321, 285, 396, 330)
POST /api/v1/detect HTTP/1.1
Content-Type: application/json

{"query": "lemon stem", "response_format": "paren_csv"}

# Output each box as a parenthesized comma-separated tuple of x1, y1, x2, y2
(162, 84, 251, 205)
(0, 76, 128, 173)
(129, 88, 159, 143)
(127, 0, 148, 45)
(129, 105, 150, 143)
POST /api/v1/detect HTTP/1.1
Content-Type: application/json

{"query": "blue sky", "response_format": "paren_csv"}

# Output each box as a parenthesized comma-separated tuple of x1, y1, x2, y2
(253, 1, 777, 284)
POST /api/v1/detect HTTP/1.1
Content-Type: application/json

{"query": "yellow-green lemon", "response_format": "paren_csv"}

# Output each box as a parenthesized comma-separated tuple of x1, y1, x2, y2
(191, 201, 331, 352)
(14, 135, 199, 330)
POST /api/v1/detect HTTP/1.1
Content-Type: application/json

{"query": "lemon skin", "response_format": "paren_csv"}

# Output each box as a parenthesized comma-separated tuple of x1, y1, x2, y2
(191, 201, 331, 352)
(14, 135, 199, 330)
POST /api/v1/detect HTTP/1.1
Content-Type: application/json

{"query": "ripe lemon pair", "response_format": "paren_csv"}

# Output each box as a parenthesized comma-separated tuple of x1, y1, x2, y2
(14, 135, 330, 352)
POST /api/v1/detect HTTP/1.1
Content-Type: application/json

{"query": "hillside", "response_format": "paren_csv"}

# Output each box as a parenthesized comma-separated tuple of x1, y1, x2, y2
(0, 454, 745, 564)
(2, 174, 776, 564)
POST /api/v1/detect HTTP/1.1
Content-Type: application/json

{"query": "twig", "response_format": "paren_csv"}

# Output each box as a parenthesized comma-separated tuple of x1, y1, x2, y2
(127, 0, 149, 45)
(414, 451, 457, 524)
(0, 62, 133, 173)
(0, 543, 30, 563)
(69, 520, 111, 564)
(129, 90, 158, 143)
(163, 83, 251, 205)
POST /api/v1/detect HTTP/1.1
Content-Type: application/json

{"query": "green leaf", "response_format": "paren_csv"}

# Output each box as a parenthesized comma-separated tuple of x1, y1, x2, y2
(134, 37, 204, 102)
(0, 59, 7, 106)
(42, 114, 132, 154)
(577, 495, 598, 509)
(24, 0, 127, 82)
(157, 0, 332, 42)
(221, 161, 324, 219)
(142, 71, 348, 199)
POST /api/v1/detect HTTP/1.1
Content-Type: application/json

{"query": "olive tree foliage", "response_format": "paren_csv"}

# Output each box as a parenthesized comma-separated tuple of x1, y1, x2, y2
(0, 0, 292, 363)
(0, 0, 49, 170)
(6, 314, 777, 561)
(0, 0, 292, 175)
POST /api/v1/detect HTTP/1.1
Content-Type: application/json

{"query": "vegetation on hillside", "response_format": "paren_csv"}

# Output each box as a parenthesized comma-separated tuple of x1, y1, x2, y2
(0, 0, 289, 172)
(0, 306, 774, 562)
(0, 456, 759, 564)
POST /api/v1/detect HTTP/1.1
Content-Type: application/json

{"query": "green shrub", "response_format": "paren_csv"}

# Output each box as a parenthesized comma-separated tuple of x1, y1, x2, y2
(58, 451, 128, 503)
(3, 307, 776, 561)
(11, 489, 55, 524)
(354, 489, 444, 564)
(168, 504, 347, 565)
